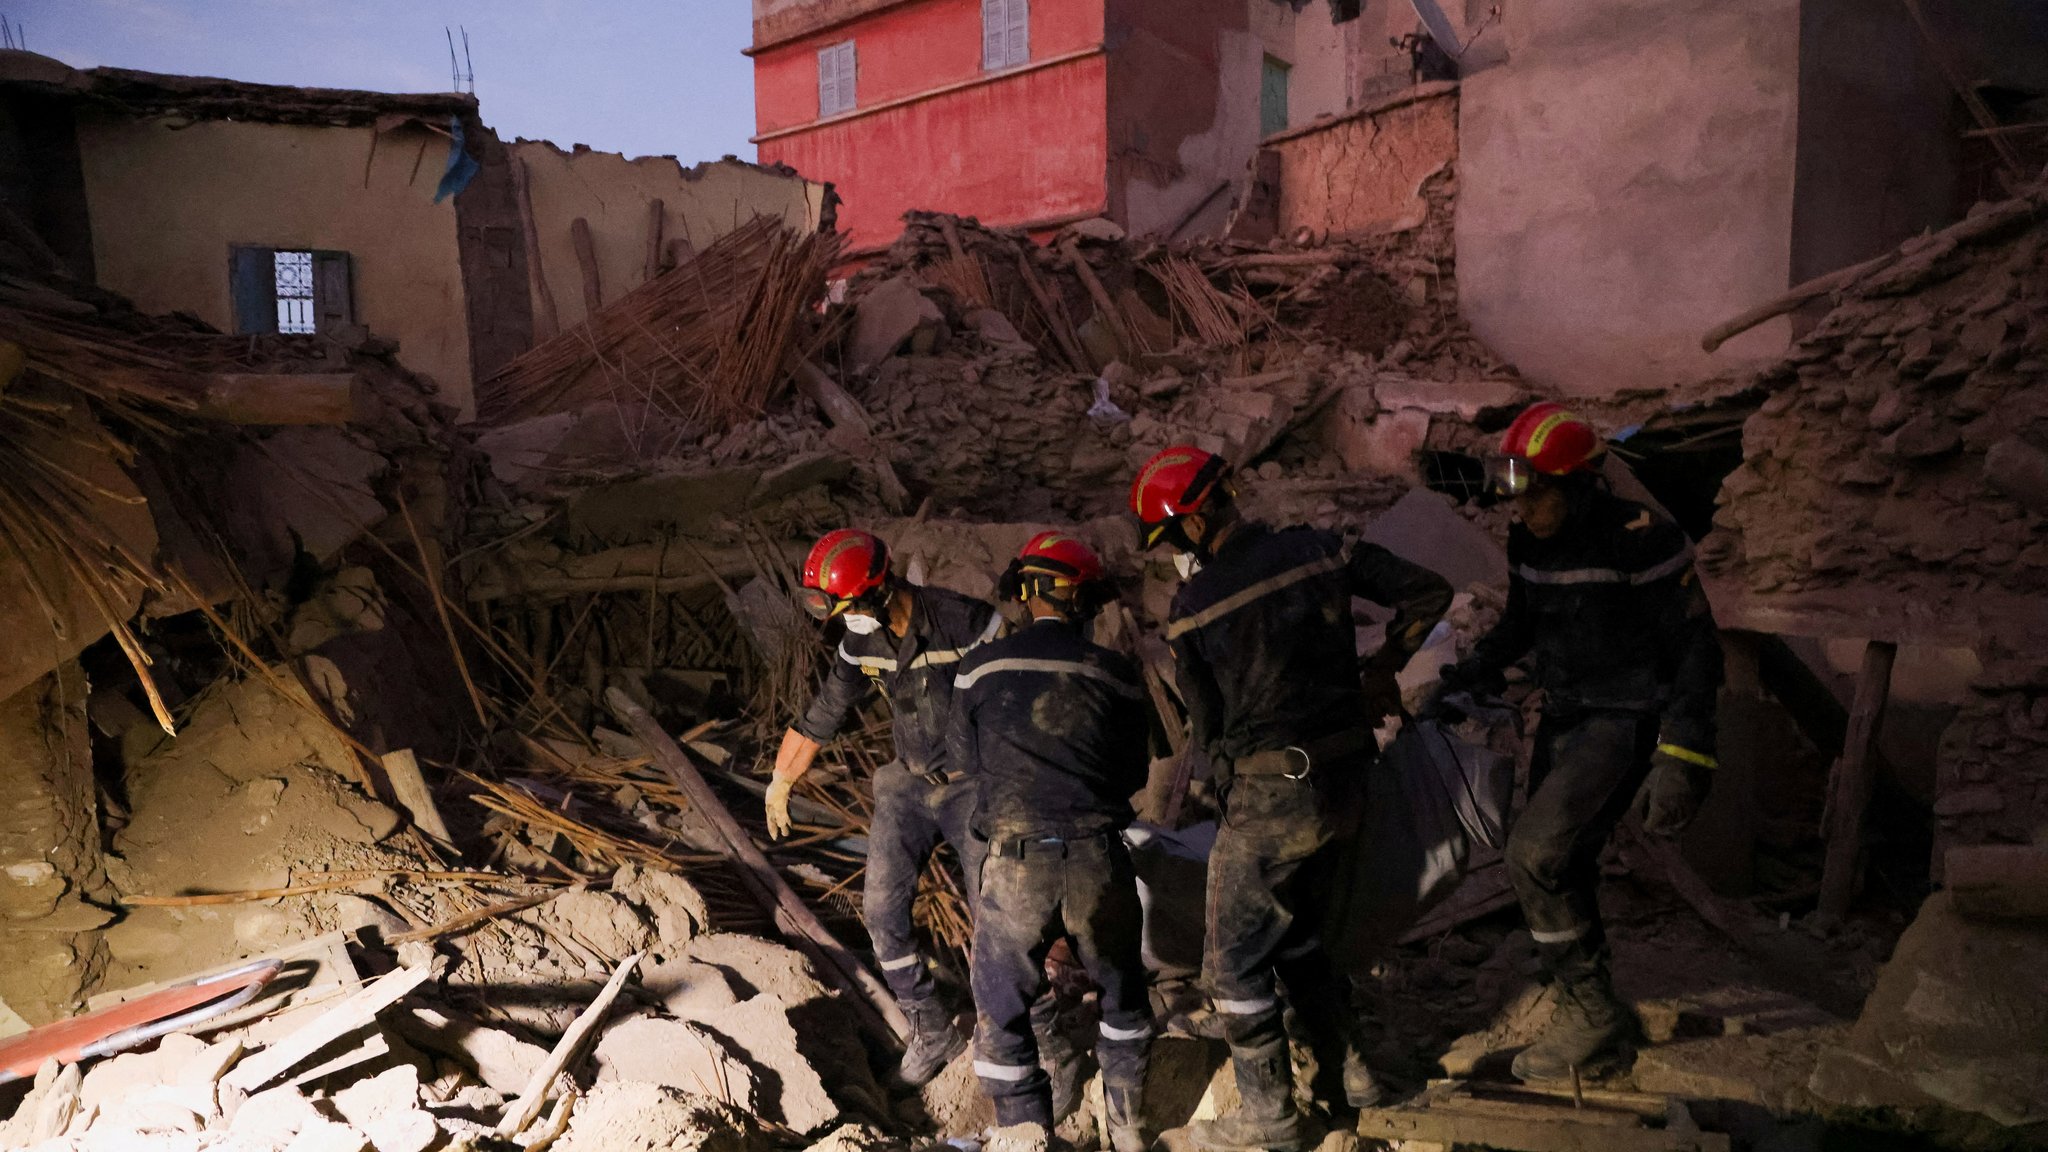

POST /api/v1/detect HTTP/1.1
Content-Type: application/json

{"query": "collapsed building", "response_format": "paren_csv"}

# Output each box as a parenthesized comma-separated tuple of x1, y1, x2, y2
(0, 5, 2046, 1151)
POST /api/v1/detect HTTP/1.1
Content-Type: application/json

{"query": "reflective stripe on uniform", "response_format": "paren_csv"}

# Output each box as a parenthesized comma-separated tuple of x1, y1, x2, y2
(1277, 936, 1321, 961)
(1213, 996, 1279, 1015)
(878, 952, 923, 970)
(1515, 545, 1694, 588)
(1164, 554, 1344, 640)
(1099, 1020, 1153, 1042)
(974, 1060, 1037, 1081)
(837, 643, 899, 672)
(910, 647, 970, 670)
(954, 657, 1144, 697)
(1529, 923, 1587, 945)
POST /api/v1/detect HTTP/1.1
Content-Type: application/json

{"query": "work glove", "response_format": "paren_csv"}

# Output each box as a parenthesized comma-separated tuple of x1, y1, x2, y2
(765, 777, 796, 841)
(1636, 744, 1715, 837)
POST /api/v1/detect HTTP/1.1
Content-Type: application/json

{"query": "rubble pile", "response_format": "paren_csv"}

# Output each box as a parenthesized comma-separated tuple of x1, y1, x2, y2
(1702, 186, 2048, 605)
(0, 860, 894, 1152)
(1699, 183, 2048, 870)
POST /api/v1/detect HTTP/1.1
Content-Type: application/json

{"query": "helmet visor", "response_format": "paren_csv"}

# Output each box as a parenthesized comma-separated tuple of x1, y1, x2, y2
(801, 584, 888, 621)
(1486, 455, 1537, 497)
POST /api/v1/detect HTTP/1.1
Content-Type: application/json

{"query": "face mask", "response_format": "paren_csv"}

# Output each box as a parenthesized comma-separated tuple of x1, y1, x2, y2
(841, 612, 883, 635)
(1174, 552, 1203, 580)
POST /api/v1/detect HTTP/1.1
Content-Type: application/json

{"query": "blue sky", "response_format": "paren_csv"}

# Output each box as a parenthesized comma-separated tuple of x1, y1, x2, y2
(8, 0, 759, 162)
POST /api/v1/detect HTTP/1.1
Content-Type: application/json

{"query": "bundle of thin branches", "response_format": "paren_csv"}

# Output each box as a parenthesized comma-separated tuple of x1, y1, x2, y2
(464, 770, 711, 871)
(1154, 255, 1259, 349)
(924, 253, 993, 310)
(477, 218, 841, 428)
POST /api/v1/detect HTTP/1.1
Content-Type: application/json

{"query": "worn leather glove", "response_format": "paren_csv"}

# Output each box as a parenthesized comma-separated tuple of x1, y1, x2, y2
(1358, 651, 1407, 725)
(765, 777, 796, 841)
(1636, 744, 1715, 837)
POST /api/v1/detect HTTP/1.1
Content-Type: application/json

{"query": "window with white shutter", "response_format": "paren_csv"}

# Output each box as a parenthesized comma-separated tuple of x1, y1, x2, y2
(982, 0, 1028, 70)
(818, 40, 857, 117)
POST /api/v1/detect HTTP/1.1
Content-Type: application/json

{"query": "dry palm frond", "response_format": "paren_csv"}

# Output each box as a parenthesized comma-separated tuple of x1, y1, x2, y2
(0, 308, 221, 734)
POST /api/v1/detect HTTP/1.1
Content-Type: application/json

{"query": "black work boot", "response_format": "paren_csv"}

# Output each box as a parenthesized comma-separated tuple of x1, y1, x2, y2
(1189, 1046, 1305, 1152)
(1104, 1083, 1149, 1152)
(992, 1089, 1056, 1130)
(898, 998, 968, 1087)
(1511, 974, 1636, 1082)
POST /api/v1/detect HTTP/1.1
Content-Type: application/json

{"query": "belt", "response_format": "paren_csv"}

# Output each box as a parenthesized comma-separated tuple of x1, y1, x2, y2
(986, 829, 1118, 859)
(1231, 727, 1372, 780)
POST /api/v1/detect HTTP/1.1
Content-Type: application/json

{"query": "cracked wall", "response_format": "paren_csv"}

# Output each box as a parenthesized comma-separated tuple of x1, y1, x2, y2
(1269, 82, 1457, 238)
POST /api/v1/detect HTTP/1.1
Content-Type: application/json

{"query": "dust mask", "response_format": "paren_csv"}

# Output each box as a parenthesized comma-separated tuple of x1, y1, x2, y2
(1173, 552, 1203, 580)
(842, 613, 882, 635)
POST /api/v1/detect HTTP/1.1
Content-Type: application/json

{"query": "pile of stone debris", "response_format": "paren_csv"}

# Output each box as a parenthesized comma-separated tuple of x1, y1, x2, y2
(0, 860, 896, 1152)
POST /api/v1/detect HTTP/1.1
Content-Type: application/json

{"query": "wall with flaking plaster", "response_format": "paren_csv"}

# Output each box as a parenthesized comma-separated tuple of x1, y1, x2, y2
(512, 145, 827, 334)
(73, 115, 477, 413)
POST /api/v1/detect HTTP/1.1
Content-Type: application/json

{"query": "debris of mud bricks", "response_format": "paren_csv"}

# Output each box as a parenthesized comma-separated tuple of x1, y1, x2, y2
(1701, 181, 2048, 869)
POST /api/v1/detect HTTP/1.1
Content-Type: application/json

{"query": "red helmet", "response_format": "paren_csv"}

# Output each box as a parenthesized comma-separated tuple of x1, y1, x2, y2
(1015, 531, 1105, 584)
(1002, 531, 1113, 613)
(799, 529, 890, 619)
(1492, 403, 1603, 494)
(1130, 446, 1230, 549)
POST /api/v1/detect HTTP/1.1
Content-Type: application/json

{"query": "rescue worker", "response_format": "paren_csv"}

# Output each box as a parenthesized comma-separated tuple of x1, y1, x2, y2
(1429, 402, 1722, 1082)
(1130, 447, 1453, 1152)
(947, 532, 1154, 1150)
(767, 528, 1002, 1087)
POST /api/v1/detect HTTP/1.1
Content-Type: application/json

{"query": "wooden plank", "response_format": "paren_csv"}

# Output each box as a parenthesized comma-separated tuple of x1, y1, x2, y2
(642, 198, 665, 283)
(605, 689, 912, 1047)
(222, 962, 438, 1093)
(569, 217, 603, 318)
(380, 749, 453, 851)
(197, 374, 357, 425)
(1357, 1102, 1730, 1152)
(1819, 640, 1897, 919)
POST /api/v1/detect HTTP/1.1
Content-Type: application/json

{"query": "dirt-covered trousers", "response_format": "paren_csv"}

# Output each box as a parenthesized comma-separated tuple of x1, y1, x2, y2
(1505, 706, 1660, 982)
(867, 760, 984, 1003)
(970, 834, 1153, 1103)
(1203, 770, 1362, 1064)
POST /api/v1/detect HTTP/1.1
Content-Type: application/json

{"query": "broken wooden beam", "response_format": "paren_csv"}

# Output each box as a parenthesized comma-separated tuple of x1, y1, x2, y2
(1012, 246, 1088, 371)
(381, 749, 453, 851)
(569, 216, 603, 317)
(1818, 639, 1897, 919)
(790, 356, 873, 437)
(196, 373, 357, 425)
(1061, 238, 1138, 358)
(463, 537, 806, 603)
(498, 951, 640, 1137)
(512, 157, 560, 341)
(642, 198, 665, 284)
(605, 689, 912, 1048)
